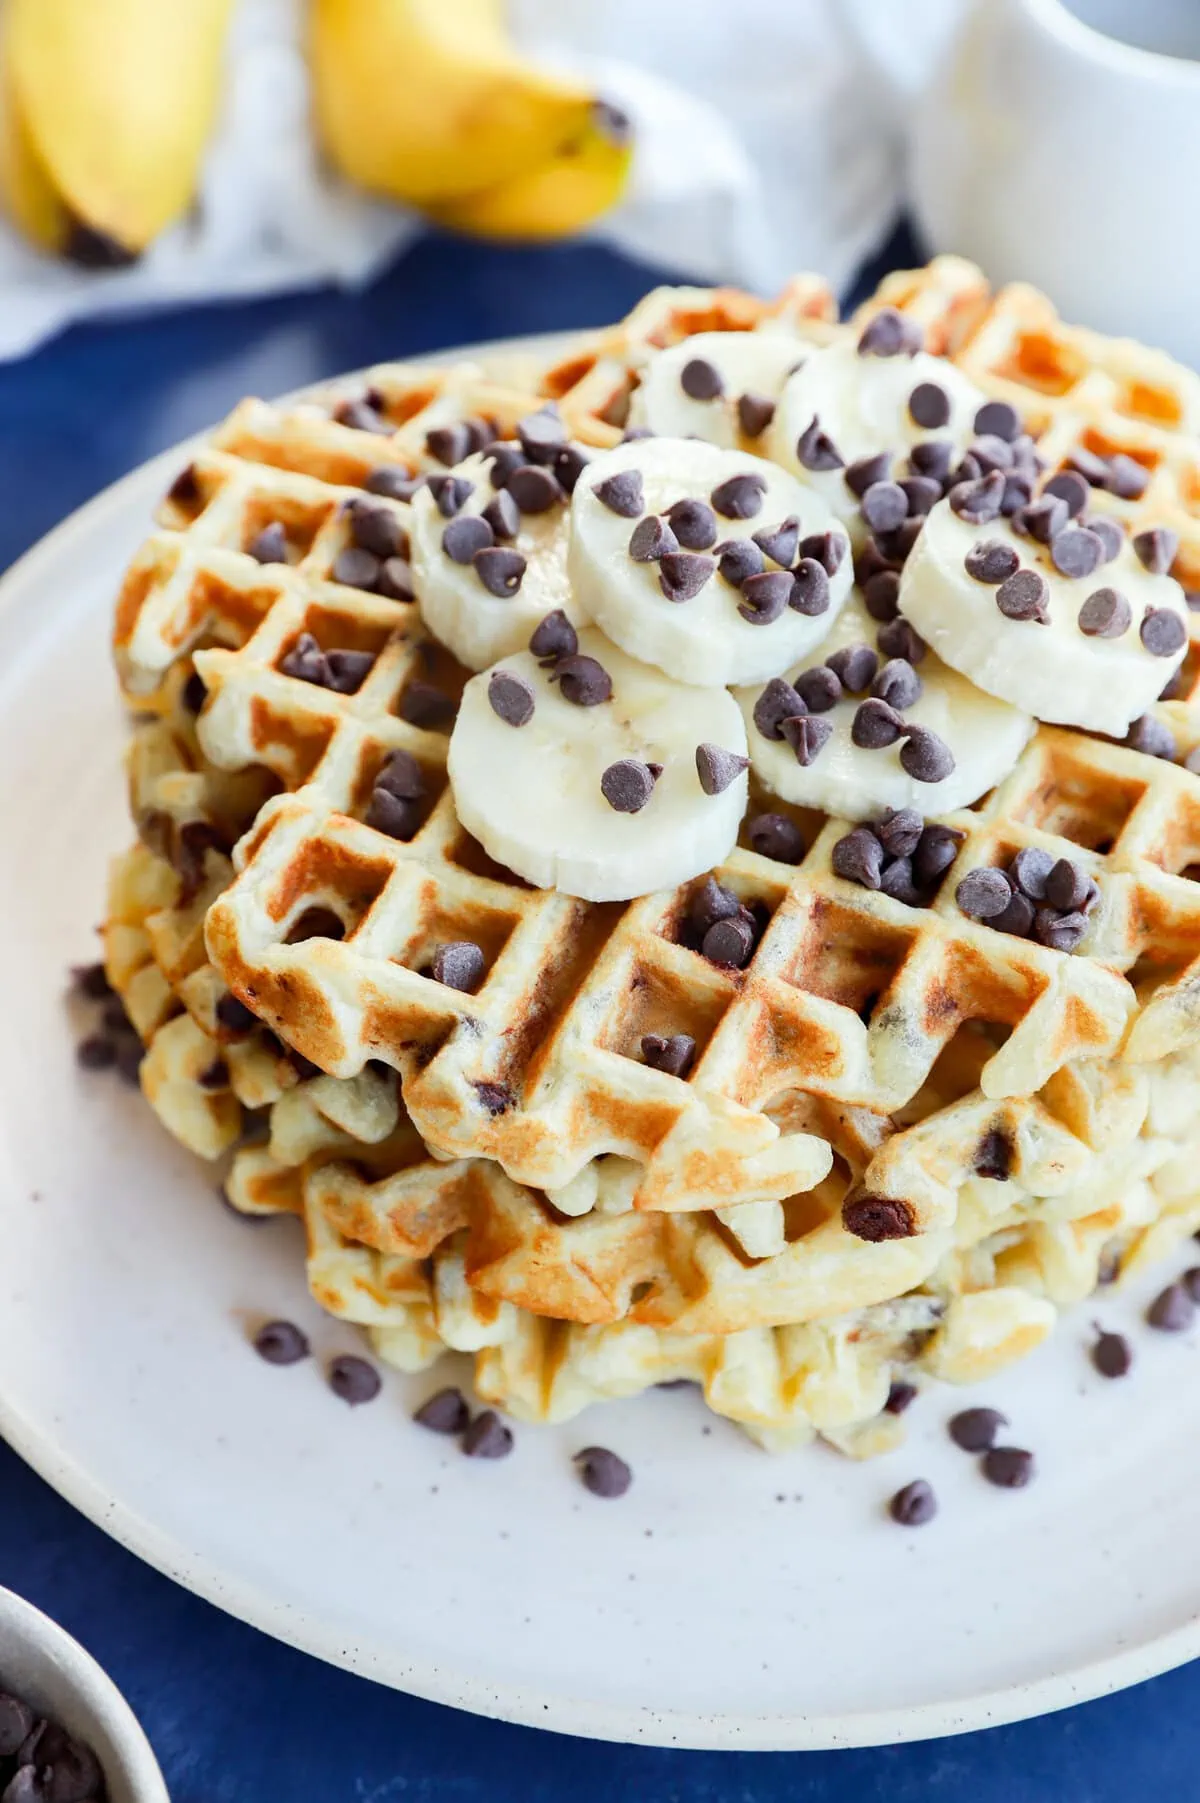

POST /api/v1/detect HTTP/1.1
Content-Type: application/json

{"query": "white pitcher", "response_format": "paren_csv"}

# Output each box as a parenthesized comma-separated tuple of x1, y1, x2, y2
(905, 0, 1200, 362)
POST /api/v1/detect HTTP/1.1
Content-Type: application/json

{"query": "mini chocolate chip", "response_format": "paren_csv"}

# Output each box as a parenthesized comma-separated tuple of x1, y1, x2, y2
(431, 941, 486, 991)
(530, 609, 578, 660)
(77, 1034, 116, 1070)
(335, 397, 389, 434)
(462, 1410, 515, 1458)
(330, 546, 381, 593)
(969, 434, 1014, 475)
(696, 743, 749, 795)
(884, 1381, 918, 1416)
(881, 853, 919, 905)
(555, 654, 613, 707)
(1033, 907, 1086, 952)
(796, 413, 844, 471)
(949, 471, 1005, 525)
(365, 465, 421, 501)
(1133, 526, 1179, 574)
(348, 499, 405, 559)
(908, 380, 950, 428)
(553, 444, 591, 493)
(680, 357, 723, 400)
(1051, 524, 1104, 579)
(914, 824, 962, 887)
(965, 539, 1020, 584)
(900, 726, 954, 783)
(739, 570, 792, 623)
(1043, 469, 1089, 517)
(826, 644, 878, 693)
(630, 515, 680, 563)
(399, 681, 456, 729)
(781, 713, 832, 765)
(377, 557, 415, 601)
(909, 438, 954, 482)
(974, 400, 1021, 441)
(574, 1446, 633, 1499)
(877, 517, 923, 563)
(488, 669, 535, 726)
(516, 409, 566, 461)
(752, 517, 801, 568)
(861, 481, 908, 535)
(483, 442, 524, 487)
(992, 891, 1035, 936)
(846, 452, 893, 497)
(789, 557, 831, 616)
(1001, 473, 1034, 515)
(428, 473, 474, 517)
(1148, 1281, 1195, 1331)
(875, 811, 918, 858)
(1140, 607, 1187, 657)
(374, 749, 425, 802)
(996, 567, 1049, 622)
(794, 665, 842, 712)
(474, 547, 527, 597)
(425, 422, 471, 466)
(1078, 585, 1131, 637)
(601, 758, 658, 813)
(899, 475, 942, 517)
(832, 827, 883, 890)
(876, 618, 927, 665)
(508, 465, 562, 513)
(365, 790, 421, 840)
(641, 1034, 696, 1078)
(1009, 846, 1054, 899)
(482, 489, 521, 540)
(415, 1387, 470, 1434)
(737, 391, 776, 437)
(442, 515, 494, 564)
(753, 677, 806, 740)
(1126, 714, 1177, 760)
(982, 1446, 1035, 1489)
(715, 538, 764, 587)
(1108, 453, 1148, 500)
(956, 867, 1012, 919)
(1045, 857, 1090, 911)
(666, 497, 718, 551)
(701, 915, 754, 967)
(889, 1480, 937, 1526)
(247, 521, 287, 564)
(253, 1319, 310, 1366)
(861, 569, 901, 622)
(747, 812, 805, 863)
(328, 1354, 381, 1404)
(326, 648, 376, 694)
(690, 876, 740, 936)
(711, 471, 768, 519)
(660, 551, 717, 603)
(858, 307, 920, 357)
(948, 1406, 1007, 1452)
(872, 657, 922, 710)
(843, 1195, 916, 1240)
(852, 698, 905, 749)
(1091, 1329, 1132, 1378)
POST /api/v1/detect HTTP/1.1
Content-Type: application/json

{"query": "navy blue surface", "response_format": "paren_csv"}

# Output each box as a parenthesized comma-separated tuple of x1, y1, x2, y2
(1, 225, 1196, 1800)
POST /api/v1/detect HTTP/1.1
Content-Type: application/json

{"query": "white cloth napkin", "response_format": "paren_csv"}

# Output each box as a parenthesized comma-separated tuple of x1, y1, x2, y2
(0, 0, 966, 362)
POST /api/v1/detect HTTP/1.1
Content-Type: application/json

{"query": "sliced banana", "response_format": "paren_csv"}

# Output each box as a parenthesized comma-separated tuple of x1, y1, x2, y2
(449, 627, 749, 901)
(626, 329, 810, 449)
(899, 495, 1189, 734)
(767, 340, 985, 523)
(736, 593, 1034, 817)
(409, 448, 584, 670)
(569, 437, 852, 688)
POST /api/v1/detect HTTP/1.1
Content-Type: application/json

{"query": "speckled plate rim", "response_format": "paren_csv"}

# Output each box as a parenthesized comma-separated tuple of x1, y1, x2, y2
(1, 333, 1199, 1751)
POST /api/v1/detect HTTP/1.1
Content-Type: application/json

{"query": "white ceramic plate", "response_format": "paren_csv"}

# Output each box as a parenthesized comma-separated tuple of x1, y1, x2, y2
(3, 345, 1200, 1753)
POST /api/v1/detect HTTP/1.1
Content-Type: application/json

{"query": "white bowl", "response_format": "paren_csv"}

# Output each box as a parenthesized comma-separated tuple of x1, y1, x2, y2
(0, 1587, 167, 1803)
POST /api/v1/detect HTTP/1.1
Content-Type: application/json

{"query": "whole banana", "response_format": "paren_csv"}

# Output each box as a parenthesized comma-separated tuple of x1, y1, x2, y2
(0, 0, 235, 264)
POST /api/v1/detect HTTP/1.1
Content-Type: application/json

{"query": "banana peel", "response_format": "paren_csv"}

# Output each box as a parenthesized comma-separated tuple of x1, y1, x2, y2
(429, 102, 632, 240)
(310, 0, 616, 210)
(0, 0, 235, 264)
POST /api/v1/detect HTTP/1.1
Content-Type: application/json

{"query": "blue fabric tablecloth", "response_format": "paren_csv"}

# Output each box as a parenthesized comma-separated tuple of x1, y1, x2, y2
(1, 226, 1197, 1801)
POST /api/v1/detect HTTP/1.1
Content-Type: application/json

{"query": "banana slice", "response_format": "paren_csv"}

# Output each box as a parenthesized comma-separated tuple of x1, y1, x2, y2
(410, 448, 585, 670)
(626, 329, 810, 449)
(736, 593, 1034, 817)
(767, 339, 986, 523)
(449, 626, 748, 901)
(898, 493, 1189, 734)
(569, 437, 853, 688)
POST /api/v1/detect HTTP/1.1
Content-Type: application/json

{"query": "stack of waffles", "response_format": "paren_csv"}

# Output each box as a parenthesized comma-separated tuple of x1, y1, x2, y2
(102, 255, 1200, 1454)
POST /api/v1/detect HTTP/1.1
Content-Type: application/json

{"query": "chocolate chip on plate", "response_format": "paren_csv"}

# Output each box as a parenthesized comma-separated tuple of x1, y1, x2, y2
(888, 1479, 937, 1526)
(594, 469, 645, 517)
(575, 1446, 633, 1497)
(948, 1406, 1007, 1452)
(642, 1033, 696, 1077)
(488, 669, 536, 726)
(253, 1319, 310, 1366)
(982, 1446, 1035, 1488)
(76, 1035, 116, 1071)
(884, 1380, 918, 1415)
(430, 941, 486, 992)
(462, 1410, 514, 1458)
(414, 1387, 470, 1434)
(1147, 1281, 1195, 1332)
(1091, 1328, 1132, 1379)
(328, 1354, 382, 1404)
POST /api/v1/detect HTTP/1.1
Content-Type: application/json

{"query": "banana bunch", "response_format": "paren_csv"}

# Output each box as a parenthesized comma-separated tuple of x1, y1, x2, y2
(0, 0, 633, 267)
